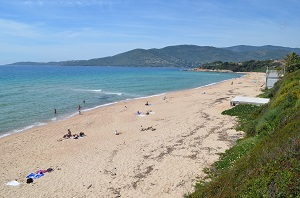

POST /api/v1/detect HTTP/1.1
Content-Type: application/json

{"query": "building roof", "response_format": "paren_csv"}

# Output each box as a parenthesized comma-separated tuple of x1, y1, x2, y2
(231, 96, 270, 106)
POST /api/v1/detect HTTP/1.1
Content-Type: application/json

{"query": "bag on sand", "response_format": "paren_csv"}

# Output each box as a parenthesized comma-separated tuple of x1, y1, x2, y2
(26, 178, 33, 184)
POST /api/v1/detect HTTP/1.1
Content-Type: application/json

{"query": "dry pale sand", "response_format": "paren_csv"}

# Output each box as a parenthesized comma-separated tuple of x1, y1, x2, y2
(0, 72, 265, 198)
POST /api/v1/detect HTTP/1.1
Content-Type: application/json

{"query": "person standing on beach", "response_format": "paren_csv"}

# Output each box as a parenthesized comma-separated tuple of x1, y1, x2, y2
(78, 105, 81, 114)
(54, 108, 57, 114)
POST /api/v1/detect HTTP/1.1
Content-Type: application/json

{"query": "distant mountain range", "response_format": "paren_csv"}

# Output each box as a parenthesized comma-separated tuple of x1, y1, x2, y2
(9, 45, 300, 68)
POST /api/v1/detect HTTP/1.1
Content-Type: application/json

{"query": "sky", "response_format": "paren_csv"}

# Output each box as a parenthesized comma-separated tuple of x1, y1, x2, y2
(0, 0, 300, 65)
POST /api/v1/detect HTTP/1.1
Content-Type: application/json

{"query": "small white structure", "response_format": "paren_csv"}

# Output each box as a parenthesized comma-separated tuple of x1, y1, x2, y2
(266, 69, 281, 89)
(231, 96, 270, 106)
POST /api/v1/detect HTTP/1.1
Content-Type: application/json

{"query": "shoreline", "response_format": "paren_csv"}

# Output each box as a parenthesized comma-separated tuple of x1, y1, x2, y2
(0, 75, 243, 139)
(0, 72, 265, 197)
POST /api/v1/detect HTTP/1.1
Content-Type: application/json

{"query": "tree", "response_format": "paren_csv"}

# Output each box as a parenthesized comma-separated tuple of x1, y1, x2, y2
(284, 52, 300, 73)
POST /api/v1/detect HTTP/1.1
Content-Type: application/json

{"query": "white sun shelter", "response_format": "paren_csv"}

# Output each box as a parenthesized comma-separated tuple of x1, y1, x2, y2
(230, 96, 270, 106)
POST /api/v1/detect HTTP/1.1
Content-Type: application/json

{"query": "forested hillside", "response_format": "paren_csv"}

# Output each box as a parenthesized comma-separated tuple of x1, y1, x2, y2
(200, 60, 283, 72)
(9, 45, 300, 67)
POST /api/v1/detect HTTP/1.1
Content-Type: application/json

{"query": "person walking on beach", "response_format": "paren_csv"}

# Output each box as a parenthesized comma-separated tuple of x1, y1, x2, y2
(78, 105, 81, 114)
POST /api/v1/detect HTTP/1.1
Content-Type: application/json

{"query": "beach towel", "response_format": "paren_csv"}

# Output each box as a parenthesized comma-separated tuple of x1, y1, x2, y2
(35, 168, 53, 174)
(36, 170, 47, 174)
(26, 172, 44, 179)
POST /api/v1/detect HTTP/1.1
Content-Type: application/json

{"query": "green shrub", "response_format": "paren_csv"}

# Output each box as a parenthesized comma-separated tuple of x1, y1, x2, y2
(186, 69, 300, 198)
(222, 104, 260, 136)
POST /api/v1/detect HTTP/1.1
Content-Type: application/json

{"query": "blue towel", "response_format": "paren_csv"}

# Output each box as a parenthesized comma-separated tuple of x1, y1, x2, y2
(26, 172, 44, 179)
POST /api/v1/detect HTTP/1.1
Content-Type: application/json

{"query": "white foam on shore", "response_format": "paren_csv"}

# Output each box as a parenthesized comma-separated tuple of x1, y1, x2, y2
(103, 92, 123, 96)
(132, 93, 166, 100)
(193, 76, 244, 90)
(81, 101, 119, 113)
(0, 133, 12, 138)
(73, 89, 102, 93)
(0, 122, 47, 138)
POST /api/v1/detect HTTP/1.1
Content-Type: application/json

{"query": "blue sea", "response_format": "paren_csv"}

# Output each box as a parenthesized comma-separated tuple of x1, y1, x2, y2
(0, 65, 243, 138)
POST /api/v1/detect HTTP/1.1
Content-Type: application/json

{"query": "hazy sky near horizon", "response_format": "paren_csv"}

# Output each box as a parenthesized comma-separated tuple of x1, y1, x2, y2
(0, 0, 299, 64)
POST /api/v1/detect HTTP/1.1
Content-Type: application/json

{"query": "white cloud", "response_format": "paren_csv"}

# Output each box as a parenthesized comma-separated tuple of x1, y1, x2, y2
(21, 0, 117, 7)
(23, 0, 44, 6)
(0, 19, 40, 38)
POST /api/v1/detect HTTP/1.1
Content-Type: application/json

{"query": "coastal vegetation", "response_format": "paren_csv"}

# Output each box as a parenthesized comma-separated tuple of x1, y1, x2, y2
(185, 53, 300, 197)
(8, 45, 300, 67)
(284, 52, 300, 73)
(199, 60, 283, 72)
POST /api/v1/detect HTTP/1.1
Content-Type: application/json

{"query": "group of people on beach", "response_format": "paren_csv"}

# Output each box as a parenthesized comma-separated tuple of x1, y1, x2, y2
(63, 129, 85, 139)
(136, 101, 153, 115)
(60, 100, 153, 140)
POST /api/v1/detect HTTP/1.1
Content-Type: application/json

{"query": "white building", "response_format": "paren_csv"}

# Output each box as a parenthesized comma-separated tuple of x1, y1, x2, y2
(266, 69, 281, 89)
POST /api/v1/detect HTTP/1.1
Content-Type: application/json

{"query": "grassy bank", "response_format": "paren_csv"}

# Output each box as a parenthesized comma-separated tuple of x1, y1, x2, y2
(186, 70, 300, 197)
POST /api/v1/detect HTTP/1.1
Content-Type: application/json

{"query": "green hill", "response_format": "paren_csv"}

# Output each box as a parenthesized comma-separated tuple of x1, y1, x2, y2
(185, 70, 300, 197)
(9, 45, 300, 67)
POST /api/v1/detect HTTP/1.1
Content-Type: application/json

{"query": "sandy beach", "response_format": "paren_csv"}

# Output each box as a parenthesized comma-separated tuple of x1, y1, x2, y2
(0, 72, 265, 198)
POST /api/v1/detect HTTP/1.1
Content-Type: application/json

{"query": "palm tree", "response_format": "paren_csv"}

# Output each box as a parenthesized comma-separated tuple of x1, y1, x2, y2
(284, 52, 300, 73)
